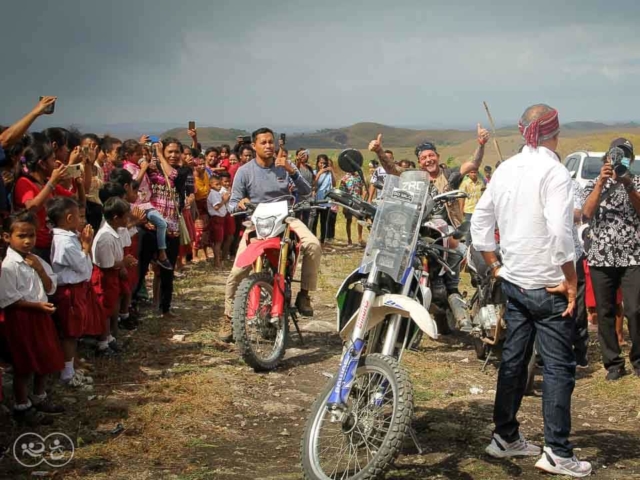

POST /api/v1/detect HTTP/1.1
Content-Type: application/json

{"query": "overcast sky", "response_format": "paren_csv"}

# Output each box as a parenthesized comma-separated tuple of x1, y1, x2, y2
(2, 0, 639, 130)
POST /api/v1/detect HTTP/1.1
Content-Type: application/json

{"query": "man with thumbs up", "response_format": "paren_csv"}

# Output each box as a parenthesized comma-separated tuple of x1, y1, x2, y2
(369, 125, 490, 332)
(220, 127, 321, 342)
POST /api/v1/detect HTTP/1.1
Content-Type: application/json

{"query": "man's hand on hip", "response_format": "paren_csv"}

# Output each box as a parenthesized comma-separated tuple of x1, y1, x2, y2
(546, 277, 577, 317)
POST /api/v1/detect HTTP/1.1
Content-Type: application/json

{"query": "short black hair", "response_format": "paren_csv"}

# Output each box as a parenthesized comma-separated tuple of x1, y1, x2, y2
(109, 168, 134, 187)
(103, 197, 130, 221)
(161, 137, 182, 152)
(205, 146, 220, 156)
(101, 135, 122, 154)
(218, 171, 230, 179)
(99, 182, 126, 204)
(251, 127, 274, 143)
(3, 210, 38, 233)
(81, 133, 101, 146)
(42, 127, 70, 150)
(46, 197, 79, 227)
(240, 145, 254, 155)
(384, 149, 394, 155)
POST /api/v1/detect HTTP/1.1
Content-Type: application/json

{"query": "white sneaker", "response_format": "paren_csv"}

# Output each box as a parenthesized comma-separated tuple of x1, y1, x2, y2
(485, 433, 541, 458)
(535, 446, 592, 477)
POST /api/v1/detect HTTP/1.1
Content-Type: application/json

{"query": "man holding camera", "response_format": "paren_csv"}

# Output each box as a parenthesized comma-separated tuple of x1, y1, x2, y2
(582, 138, 640, 381)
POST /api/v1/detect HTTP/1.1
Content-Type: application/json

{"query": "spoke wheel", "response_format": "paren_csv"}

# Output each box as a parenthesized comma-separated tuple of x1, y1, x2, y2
(232, 272, 288, 371)
(301, 354, 413, 480)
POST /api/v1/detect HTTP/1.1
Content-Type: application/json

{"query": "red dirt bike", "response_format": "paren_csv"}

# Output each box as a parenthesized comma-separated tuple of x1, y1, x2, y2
(231, 196, 325, 371)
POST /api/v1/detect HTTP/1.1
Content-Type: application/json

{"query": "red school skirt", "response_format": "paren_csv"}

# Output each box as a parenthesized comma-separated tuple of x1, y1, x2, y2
(53, 282, 90, 338)
(83, 282, 106, 336)
(2, 306, 64, 375)
(124, 233, 139, 292)
(91, 266, 121, 320)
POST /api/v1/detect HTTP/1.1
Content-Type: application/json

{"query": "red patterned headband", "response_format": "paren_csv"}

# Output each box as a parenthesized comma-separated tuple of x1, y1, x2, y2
(518, 109, 560, 148)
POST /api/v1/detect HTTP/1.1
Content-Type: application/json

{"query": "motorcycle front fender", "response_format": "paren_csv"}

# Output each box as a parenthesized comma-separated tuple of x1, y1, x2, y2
(234, 237, 282, 269)
(339, 294, 439, 341)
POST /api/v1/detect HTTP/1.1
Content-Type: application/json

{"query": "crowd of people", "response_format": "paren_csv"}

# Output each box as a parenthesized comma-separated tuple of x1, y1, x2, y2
(1, 97, 638, 478)
(0, 98, 384, 428)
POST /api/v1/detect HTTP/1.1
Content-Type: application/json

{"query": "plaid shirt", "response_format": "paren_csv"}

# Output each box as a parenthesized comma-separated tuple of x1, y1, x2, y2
(149, 168, 180, 235)
(101, 161, 115, 182)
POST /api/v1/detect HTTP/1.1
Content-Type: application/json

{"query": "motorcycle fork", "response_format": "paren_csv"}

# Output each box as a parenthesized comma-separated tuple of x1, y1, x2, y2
(327, 263, 380, 412)
(247, 255, 265, 318)
(380, 268, 414, 357)
(271, 226, 291, 320)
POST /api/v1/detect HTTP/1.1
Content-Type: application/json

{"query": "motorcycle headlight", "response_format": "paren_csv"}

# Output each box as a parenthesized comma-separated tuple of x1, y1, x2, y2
(255, 216, 277, 238)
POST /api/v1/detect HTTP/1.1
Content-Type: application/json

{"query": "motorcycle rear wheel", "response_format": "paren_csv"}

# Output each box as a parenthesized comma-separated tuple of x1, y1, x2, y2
(232, 272, 288, 371)
(300, 354, 413, 480)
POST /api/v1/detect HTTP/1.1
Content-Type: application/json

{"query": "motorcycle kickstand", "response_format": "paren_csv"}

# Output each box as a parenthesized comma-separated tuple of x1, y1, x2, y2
(481, 347, 493, 372)
(289, 309, 304, 345)
(408, 426, 424, 455)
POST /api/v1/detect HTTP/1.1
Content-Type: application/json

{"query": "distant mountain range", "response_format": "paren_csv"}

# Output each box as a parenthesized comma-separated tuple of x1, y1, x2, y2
(159, 121, 640, 150)
(49, 120, 640, 150)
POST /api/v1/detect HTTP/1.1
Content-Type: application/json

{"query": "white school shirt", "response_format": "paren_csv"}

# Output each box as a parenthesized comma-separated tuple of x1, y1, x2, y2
(470, 145, 575, 289)
(51, 228, 93, 285)
(118, 227, 132, 248)
(207, 188, 227, 217)
(92, 222, 123, 269)
(0, 248, 57, 308)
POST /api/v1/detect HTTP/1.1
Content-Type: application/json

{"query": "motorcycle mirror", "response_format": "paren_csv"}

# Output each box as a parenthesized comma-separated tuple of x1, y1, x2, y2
(338, 148, 368, 192)
(337, 148, 363, 173)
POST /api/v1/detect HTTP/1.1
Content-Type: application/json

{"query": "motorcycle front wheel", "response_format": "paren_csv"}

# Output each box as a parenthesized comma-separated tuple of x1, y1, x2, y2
(232, 272, 288, 371)
(300, 354, 413, 480)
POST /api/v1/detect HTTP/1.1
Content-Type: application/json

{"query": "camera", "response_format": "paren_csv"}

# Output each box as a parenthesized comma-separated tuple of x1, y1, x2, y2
(609, 146, 631, 177)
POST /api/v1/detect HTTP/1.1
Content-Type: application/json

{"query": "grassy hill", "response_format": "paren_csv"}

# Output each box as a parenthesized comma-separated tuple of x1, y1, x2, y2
(160, 122, 640, 169)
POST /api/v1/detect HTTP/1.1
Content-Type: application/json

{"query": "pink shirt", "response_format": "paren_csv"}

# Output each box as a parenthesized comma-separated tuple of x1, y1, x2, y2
(123, 161, 154, 210)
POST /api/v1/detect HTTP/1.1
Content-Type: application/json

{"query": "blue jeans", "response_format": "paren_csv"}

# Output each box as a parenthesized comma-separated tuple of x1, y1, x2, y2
(494, 280, 576, 458)
(146, 209, 168, 251)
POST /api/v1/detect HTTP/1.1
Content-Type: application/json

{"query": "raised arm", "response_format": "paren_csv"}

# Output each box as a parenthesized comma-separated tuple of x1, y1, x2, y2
(0, 97, 56, 148)
(154, 142, 176, 180)
(368, 133, 401, 176)
(459, 124, 490, 177)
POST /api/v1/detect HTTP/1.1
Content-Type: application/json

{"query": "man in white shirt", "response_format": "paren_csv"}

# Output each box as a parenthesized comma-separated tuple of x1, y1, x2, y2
(471, 104, 591, 477)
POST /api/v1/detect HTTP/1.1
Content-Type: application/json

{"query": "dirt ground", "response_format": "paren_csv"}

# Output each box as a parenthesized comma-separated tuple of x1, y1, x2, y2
(1, 239, 639, 480)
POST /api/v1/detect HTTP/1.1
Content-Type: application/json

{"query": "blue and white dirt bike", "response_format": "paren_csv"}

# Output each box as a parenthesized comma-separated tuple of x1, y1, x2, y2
(300, 153, 469, 480)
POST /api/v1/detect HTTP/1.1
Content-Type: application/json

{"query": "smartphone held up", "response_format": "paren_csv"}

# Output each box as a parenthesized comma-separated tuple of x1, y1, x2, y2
(39, 96, 56, 115)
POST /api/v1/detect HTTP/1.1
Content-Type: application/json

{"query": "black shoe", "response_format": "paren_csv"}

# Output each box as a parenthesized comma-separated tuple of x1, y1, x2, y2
(95, 346, 119, 358)
(576, 353, 589, 369)
(13, 406, 54, 426)
(605, 366, 627, 381)
(155, 258, 174, 271)
(634, 367, 640, 378)
(108, 339, 123, 353)
(33, 397, 65, 416)
(295, 293, 314, 317)
(119, 317, 138, 331)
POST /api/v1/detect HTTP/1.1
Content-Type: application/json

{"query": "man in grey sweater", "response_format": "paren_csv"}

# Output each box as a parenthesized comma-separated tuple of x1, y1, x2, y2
(220, 127, 322, 342)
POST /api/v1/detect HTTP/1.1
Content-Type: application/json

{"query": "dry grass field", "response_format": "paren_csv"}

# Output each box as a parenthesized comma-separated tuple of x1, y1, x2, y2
(1, 214, 638, 479)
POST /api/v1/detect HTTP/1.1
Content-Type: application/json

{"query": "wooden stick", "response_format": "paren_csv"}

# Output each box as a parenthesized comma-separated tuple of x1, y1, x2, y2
(483, 101, 504, 162)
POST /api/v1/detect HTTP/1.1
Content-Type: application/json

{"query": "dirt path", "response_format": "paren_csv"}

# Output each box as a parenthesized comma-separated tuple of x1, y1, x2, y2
(1, 244, 639, 479)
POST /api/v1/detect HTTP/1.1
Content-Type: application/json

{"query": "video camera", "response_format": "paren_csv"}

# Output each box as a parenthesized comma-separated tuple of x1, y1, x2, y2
(608, 146, 631, 177)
